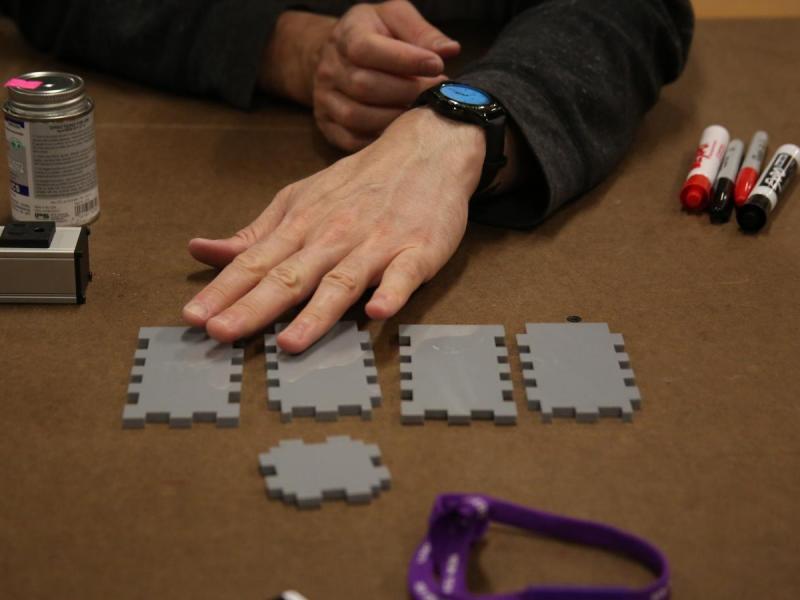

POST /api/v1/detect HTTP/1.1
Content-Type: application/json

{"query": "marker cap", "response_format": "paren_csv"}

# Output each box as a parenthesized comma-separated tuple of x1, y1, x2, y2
(736, 195, 770, 232)
(680, 174, 711, 210)
(709, 179, 735, 223)
(734, 167, 760, 206)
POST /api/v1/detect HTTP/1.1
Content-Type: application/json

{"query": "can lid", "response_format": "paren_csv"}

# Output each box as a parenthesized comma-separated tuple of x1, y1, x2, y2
(5, 71, 85, 107)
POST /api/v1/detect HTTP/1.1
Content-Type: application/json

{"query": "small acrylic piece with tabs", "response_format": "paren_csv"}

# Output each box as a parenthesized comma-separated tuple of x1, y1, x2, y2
(399, 324, 516, 425)
(264, 321, 381, 422)
(258, 436, 391, 509)
(123, 327, 243, 428)
(517, 322, 641, 423)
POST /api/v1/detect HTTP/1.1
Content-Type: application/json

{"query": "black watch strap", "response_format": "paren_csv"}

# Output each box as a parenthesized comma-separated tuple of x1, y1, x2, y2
(477, 113, 507, 194)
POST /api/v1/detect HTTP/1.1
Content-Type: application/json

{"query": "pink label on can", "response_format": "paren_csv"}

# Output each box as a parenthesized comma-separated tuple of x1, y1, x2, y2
(4, 78, 43, 90)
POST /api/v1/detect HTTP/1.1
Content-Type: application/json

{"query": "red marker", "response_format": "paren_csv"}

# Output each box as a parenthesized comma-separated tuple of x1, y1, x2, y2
(680, 125, 730, 210)
(734, 131, 769, 206)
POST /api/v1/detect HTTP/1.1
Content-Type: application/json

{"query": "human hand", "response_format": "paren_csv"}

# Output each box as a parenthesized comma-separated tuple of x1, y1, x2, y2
(259, 11, 338, 105)
(182, 108, 485, 352)
(312, 0, 461, 151)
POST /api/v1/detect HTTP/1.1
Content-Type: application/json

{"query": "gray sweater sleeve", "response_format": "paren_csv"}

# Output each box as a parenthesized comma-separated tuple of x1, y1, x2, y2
(457, 0, 694, 227)
(0, 0, 298, 108)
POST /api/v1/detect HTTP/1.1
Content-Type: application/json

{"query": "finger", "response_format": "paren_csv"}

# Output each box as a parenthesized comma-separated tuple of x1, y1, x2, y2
(316, 117, 376, 153)
(278, 247, 389, 353)
(321, 87, 405, 134)
(365, 247, 432, 320)
(207, 244, 349, 343)
(182, 227, 301, 327)
(378, 1, 460, 57)
(339, 31, 443, 77)
(338, 65, 446, 106)
(187, 193, 288, 268)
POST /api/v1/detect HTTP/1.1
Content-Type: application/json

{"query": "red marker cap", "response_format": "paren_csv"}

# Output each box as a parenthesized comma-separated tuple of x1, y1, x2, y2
(680, 174, 711, 210)
(734, 167, 759, 206)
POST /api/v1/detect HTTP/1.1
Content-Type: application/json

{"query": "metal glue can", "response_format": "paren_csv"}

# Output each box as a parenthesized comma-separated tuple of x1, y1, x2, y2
(3, 71, 100, 225)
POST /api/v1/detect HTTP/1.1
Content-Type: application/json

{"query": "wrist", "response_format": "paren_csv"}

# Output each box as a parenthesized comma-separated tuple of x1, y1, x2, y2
(260, 11, 336, 105)
(391, 108, 486, 194)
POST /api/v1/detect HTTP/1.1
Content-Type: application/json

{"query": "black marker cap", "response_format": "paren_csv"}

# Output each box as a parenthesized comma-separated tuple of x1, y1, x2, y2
(736, 195, 770, 233)
(709, 178, 735, 223)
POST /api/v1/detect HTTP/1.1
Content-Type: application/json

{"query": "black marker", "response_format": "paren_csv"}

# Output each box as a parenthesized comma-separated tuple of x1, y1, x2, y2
(737, 143, 799, 232)
(709, 138, 744, 223)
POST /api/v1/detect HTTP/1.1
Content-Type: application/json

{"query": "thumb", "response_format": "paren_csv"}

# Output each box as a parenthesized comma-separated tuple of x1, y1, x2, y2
(379, 1, 460, 57)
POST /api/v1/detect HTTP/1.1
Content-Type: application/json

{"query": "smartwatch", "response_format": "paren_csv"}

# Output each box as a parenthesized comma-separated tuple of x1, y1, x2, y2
(414, 81, 507, 194)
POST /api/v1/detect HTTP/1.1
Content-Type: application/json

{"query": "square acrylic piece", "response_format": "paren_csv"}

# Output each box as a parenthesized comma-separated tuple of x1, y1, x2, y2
(517, 323, 641, 422)
(265, 321, 381, 421)
(123, 327, 243, 428)
(399, 324, 516, 425)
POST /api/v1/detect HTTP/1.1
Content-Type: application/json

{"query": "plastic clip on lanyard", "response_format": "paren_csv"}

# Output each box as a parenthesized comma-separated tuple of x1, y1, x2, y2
(409, 494, 670, 600)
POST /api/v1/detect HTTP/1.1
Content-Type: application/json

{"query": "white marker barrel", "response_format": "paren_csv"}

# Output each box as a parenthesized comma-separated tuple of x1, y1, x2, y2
(715, 139, 744, 183)
(680, 125, 730, 210)
(737, 143, 799, 232)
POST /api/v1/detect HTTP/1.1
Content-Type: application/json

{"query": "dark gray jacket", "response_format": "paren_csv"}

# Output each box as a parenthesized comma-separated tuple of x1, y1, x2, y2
(0, 1, 694, 227)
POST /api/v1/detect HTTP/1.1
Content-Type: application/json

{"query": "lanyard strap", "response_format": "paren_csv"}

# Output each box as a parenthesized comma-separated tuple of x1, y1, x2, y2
(409, 494, 670, 600)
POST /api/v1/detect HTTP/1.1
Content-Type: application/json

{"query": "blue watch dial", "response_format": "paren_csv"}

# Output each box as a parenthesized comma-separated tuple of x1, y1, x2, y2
(439, 83, 491, 106)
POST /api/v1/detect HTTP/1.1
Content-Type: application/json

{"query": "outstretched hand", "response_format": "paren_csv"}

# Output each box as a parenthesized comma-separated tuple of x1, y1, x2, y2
(182, 108, 485, 352)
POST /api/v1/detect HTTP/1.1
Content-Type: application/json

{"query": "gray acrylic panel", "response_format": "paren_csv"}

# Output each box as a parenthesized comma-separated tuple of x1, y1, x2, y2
(399, 324, 516, 425)
(123, 327, 242, 428)
(265, 321, 380, 422)
(258, 436, 391, 509)
(516, 323, 641, 423)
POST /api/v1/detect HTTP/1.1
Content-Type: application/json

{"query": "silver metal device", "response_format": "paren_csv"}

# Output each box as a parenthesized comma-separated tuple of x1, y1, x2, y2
(0, 221, 91, 303)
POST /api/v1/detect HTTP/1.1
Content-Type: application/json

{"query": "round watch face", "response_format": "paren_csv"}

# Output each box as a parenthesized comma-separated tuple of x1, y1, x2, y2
(439, 83, 491, 106)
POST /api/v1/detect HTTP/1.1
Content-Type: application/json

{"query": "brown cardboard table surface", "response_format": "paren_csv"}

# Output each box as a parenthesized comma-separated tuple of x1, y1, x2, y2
(1, 17, 798, 600)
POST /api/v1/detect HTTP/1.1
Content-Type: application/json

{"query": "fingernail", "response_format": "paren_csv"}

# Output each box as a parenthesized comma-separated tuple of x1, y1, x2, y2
(434, 38, 457, 50)
(374, 291, 392, 304)
(210, 313, 236, 328)
(421, 58, 442, 75)
(183, 302, 208, 320)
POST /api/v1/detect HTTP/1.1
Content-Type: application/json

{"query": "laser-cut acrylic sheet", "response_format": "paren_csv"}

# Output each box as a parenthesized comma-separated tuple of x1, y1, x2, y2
(517, 323, 641, 422)
(258, 436, 391, 508)
(123, 327, 242, 428)
(265, 321, 381, 421)
(399, 324, 516, 425)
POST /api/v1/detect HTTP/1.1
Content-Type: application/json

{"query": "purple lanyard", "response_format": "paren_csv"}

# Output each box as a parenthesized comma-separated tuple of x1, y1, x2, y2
(408, 494, 670, 600)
